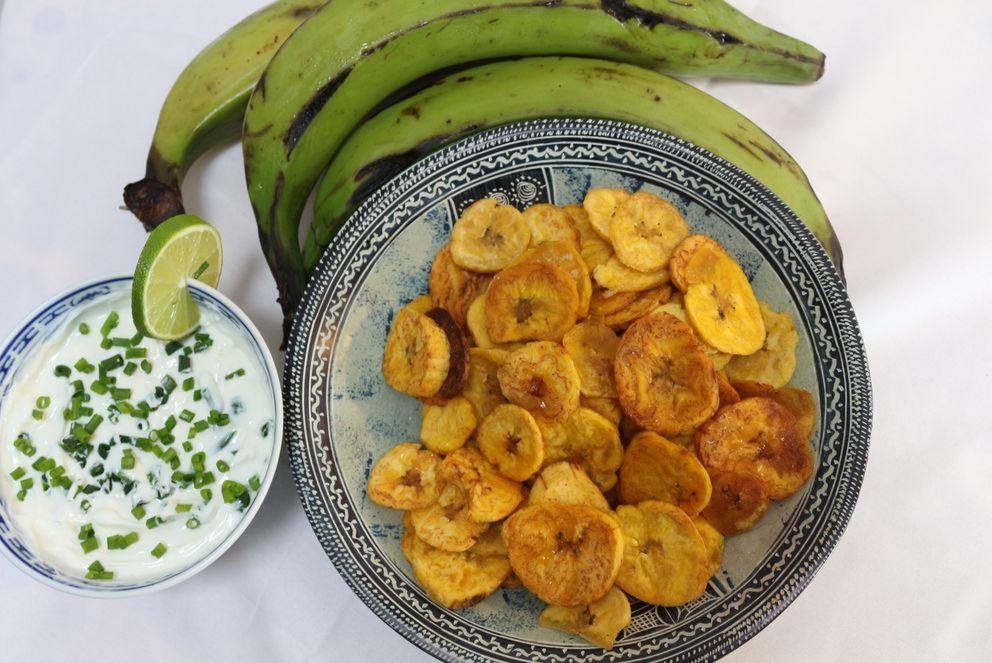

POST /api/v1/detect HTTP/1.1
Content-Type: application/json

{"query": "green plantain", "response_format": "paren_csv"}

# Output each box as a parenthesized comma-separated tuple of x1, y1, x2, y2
(241, 0, 825, 315)
(303, 57, 841, 276)
(123, 0, 324, 230)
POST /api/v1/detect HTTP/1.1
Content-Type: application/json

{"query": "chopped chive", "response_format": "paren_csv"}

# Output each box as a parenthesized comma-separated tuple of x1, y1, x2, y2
(260, 421, 272, 438)
(178, 354, 191, 373)
(80, 536, 99, 554)
(182, 377, 195, 391)
(74, 358, 95, 373)
(192, 333, 213, 353)
(123, 362, 138, 376)
(84, 414, 103, 434)
(178, 409, 195, 423)
(161, 375, 177, 394)
(200, 488, 213, 502)
(194, 471, 216, 488)
(111, 388, 132, 401)
(151, 542, 168, 559)
(193, 420, 209, 432)
(125, 347, 146, 359)
(110, 336, 132, 348)
(14, 434, 37, 457)
(89, 463, 104, 477)
(145, 516, 164, 529)
(99, 311, 119, 337)
(78, 322, 90, 335)
(32, 456, 56, 473)
(100, 355, 124, 371)
(100, 338, 113, 349)
(77, 523, 95, 541)
(80, 499, 91, 512)
(249, 475, 261, 491)
(175, 503, 192, 513)
(121, 450, 135, 470)
(90, 379, 109, 395)
(16, 490, 27, 501)
(131, 504, 146, 520)
(186, 517, 200, 529)
(9, 467, 25, 480)
(140, 359, 152, 374)
(54, 365, 71, 378)
(85, 559, 113, 580)
(32, 409, 44, 420)
(36, 396, 51, 409)
(165, 341, 183, 355)
(20, 477, 34, 490)
(221, 479, 247, 504)
(216, 459, 230, 473)
(163, 415, 177, 431)
(224, 368, 246, 381)
(182, 441, 193, 452)
(124, 531, 138, 546)
(193, 389, 202, 402)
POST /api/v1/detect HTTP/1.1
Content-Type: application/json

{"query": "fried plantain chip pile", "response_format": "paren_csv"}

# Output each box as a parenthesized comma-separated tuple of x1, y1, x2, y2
(370, 192, 818, 649)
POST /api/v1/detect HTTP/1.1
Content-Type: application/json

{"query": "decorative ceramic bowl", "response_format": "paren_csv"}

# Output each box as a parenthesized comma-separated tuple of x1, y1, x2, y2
(0, 275, 282, 597)
(285, 119, 871, 661)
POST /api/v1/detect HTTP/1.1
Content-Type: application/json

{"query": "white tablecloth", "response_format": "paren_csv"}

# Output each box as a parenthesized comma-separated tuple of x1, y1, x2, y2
(1, 1, 989, 660)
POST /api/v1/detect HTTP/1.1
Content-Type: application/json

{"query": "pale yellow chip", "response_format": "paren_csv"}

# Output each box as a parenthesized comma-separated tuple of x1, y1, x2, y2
(723, 302, 798, 387)
(527, 461, 610, 511)
(485, 261, 579, 343)
(465, 295, 522, 351)
(615, 501, 710, 606)
(692, 516, 725, 578)
(564, 204, 614, 272)
(450, 198, 530, 273)
(614, 312, 719, 436)
(381, 308, 451, 398)
(366, 442, 442, 510)
(409, 482, 488, 552)
(583, 188, 630, 240)
(699, 470, 769, 536)
(440, 447, 524, 523)
(516, 241, 592, 318)
(654, 296, 731, 368)
(562, 321, 619, 398)
(618, 431, 712, 516)
(669, 234, 724, 293)
(402, 520, 510, 609)
(429, 244, 491, 328)
(537, 407, 623, 492)
(539, 586, 631, 649)
(502, 503, 623, 607)
(683, 251, 765, 355)
(463, 348, 510, 420)
(609, 191, 690, 273)
(420, 397, 477, 454)
(477, 404, 545, 481)
(696, 397, 813, 500)
(523, 203, 580, 250)
(593, 256, 669, 294)
(497, 342, 581, 422)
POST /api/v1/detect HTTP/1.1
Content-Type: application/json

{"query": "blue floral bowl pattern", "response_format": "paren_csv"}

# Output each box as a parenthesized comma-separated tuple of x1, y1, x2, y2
(285, 119, 872, 661)
(0, 275, 282, 597)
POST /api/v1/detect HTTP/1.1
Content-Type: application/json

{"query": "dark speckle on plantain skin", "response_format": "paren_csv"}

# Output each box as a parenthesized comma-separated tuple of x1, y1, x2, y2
(721, 131, 761, 161)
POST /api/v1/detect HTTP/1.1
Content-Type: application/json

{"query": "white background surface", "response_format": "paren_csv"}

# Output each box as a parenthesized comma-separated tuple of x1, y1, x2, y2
(1, 1, 990, 661)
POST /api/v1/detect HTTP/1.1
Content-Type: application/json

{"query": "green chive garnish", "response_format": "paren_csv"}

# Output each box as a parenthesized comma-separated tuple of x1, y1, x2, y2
(78, 322, 90, 335)
(125, 347, 146, 359)
(99, 311, 119, 337)
(9, 467, 25, 480)
(36, 396, 51, 409)
(131, 504, 146, 520)
(145, 516, 164, 529)
(175, 503, 192, 513)
(140, 359, 152, 374)
(186, 517, 200, 529)
(224, 368, 246, 381)
(31, 409, 44, 420)
(200, 488, 213, 502)
(54, 365, 71, 378)
(216, 459, 230, 473)
(249, 475, 261, 491)
(121, 450, 135, 470)
(74, 358, 95, 374)
(151, 543, 167, 559)
(165, 341, 183, 355)
(32, 456, 56, 473)
(80, 536, 99, 554)
(123, 362, 138, 376)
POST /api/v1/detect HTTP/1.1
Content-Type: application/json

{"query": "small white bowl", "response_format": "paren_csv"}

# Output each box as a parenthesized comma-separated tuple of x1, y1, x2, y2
(0, 275, 282, 597)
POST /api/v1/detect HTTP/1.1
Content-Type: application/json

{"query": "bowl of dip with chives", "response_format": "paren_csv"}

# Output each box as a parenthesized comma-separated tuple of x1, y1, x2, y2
(0, 274, 281, 596)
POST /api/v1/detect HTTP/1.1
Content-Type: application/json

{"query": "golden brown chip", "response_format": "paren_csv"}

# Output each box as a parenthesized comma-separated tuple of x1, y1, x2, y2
(729, 379, 777, 399)
(485, 262, 579, 343)
(583, 188, 630, 240)
(723, 302, 798, 387)
(683, 250, 765, 355)
(700, 470, 769, 535)
(537, 407, 624, 492)
(420, 397, 477, 454)
(450, 198, 530, 273)
(695, 397, 814, 500)
(465, 295, 522, 351)
(429, 244, 491, 328)
(523, 203, 580, 250)
(539, 586, 631, 649)
(653, 297, 732, 369)
(527, 461, 610, 511)
(599, 285, 673, 331)
(366, 442, 442, 510)
(669, 234, 724, 293)
(580, 396, 623, 426)
(517, 241, 592, 318)
(614, 501, 709, 606)
(618, 431, 712, 516)
(614, 312, 719, 436)
(502, 503, 623, 607)
(477, 404, 545, 481)
(593, 257, 669, 293)
(463, 348, 510, 420)
(775, 387, 816, 441)
(716, 371, 741, 408)
(497, 342, 581, 422)
(609, 191, 690, 273)
(382, 309, 451, 398)
(402, 521, 510, 609)
(565, 203, 614, 272)
(562, 321, 619, 398)
(409, 483, 489, 551)
(401, 294, 435, 315)
(424, 307, 470, 399)
(588, 289, 638, 319)
(441, 447, 525, 523)
(501, 570, 523, 589)
(692, 516, 725, 578)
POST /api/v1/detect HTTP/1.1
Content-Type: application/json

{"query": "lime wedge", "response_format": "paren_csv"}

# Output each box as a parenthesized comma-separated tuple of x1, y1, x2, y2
(132, 214, 222, 340)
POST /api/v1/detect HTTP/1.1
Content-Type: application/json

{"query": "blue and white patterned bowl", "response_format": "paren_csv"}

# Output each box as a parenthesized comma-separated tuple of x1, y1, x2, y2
(286, 119, 872, 661)
(0, 275, 282, 597)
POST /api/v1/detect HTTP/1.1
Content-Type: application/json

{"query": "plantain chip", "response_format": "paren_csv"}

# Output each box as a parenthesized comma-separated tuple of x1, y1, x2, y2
(564, 203, 613, 272)
(695, 397, 813, 500)
(402, 520, 510, 609)
(580, 396, 623, 427)
(593, 257, 669, 293)
(609, 191, 690, 273)
(562, 321, 620, 398)
(538, 586, 631, 649)
(775, 387, 816, 441)
(700, 470, 769, 536)
(614, 500, 709, 606)
(588, 288, 639, 320)
(523, 203, 581, 250)
(669, 234, 724, 293)
(463, 348, 510, 420)
(692, 516, 725, 578)
(527, 461, 610, 512)
(409, 482, 489, 552)
(381, 308, 451, 398)
(716, 371, 741, 408)
(424, 307, 470, 399)
(429, 244, 491, 328)
(618, 431, 712, 516)
(683, 248, 765, 355)
(485, 261, 579, 343)
(441, 447, 525, 523)
(583, 188, 630, 240)
(536, 407, 623, 492)
(497, 341, 581, 422)
(723, 302, 798, 387)
(502, 503, 623, 607)
(366, 442, 442, 510)
(652, 296, 731, 369)
(420, 396, 477, 454)
(516, 240, 592, 318)
(614, 312, 719, 436)
(401, 294, 435, 315)
(450, 198, 530, 273)
(477, 404, 545, 481)
(600, 284, 673, 331)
